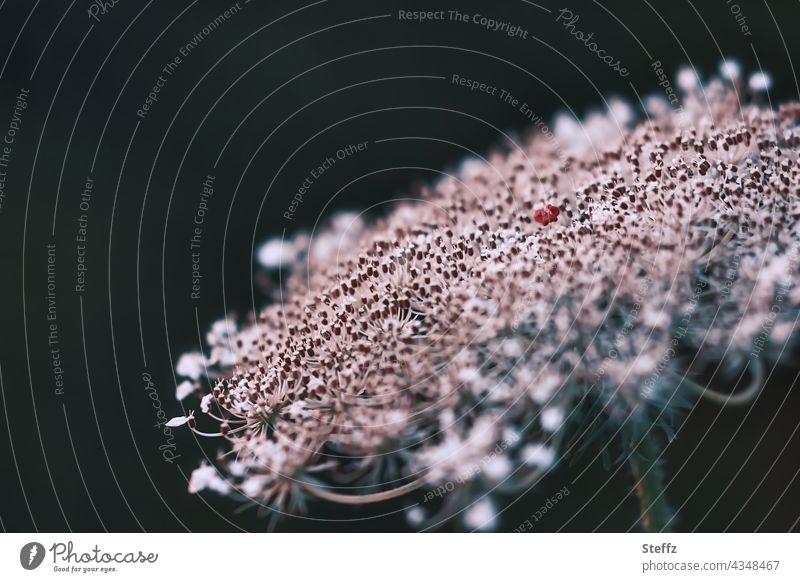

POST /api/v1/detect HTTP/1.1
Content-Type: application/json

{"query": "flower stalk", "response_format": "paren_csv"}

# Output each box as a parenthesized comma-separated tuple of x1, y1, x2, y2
(627, 428, 672, 533)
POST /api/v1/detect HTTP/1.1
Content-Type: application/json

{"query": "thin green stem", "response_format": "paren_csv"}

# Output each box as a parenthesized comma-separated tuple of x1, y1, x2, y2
(627, 429, 672, 533)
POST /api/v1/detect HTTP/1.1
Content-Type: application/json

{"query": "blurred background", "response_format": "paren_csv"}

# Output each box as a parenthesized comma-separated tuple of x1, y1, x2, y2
(0, 0, 798, 532)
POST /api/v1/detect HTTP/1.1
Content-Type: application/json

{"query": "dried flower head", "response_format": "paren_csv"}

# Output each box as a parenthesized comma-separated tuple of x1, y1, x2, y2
(171, 66, 800, 530)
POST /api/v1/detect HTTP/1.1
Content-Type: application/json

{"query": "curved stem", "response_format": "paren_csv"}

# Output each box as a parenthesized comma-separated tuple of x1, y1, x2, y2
(189, 423, 252, 438)
(302, 476, 426, 504)
(700, 229, 735, 263)
(669, 357, 763, 406)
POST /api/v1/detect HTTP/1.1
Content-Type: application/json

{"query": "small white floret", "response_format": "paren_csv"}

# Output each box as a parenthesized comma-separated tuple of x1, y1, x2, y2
(718, 59, 741, 81)
(200, 393, 213, 413)
(676, 67, 699, 92)
(483, 455, 512, 481)
(463, 498, 497, 531)
(540, 407, 564, 432)
(748, 71, 772, 92)
(406, 506, 426, 527)
(522, 444, 556, 468)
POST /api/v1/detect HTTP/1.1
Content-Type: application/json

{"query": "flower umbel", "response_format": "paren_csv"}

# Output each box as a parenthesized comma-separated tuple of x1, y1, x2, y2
(170, 69, 800, 531)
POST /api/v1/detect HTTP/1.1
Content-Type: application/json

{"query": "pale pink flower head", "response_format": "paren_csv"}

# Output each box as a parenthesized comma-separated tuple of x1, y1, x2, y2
(170, 67, 800, 530)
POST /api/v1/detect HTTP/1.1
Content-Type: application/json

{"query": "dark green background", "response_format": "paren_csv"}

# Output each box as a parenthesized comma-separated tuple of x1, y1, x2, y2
(0, 0, 798, 532)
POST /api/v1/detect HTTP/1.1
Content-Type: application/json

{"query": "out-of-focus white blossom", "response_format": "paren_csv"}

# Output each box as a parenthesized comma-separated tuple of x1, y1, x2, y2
(175, 381, 194, 401)
(749, 71, 773, 92)
(463, 498, 498, 531)
(189, 462, 231, 495)
(257, 238, 295, 268)
(175, 352, 206, 381)
(522, 444, 557, 469)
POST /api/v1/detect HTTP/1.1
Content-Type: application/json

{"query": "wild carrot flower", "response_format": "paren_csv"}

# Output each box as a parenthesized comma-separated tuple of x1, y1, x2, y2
(170, 66, 800, 531)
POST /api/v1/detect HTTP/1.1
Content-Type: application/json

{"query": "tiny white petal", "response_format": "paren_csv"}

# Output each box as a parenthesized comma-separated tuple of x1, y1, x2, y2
(175, 381, 194, 401)
(200, 393, 214, 413)
(165, 415, 190, 427)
